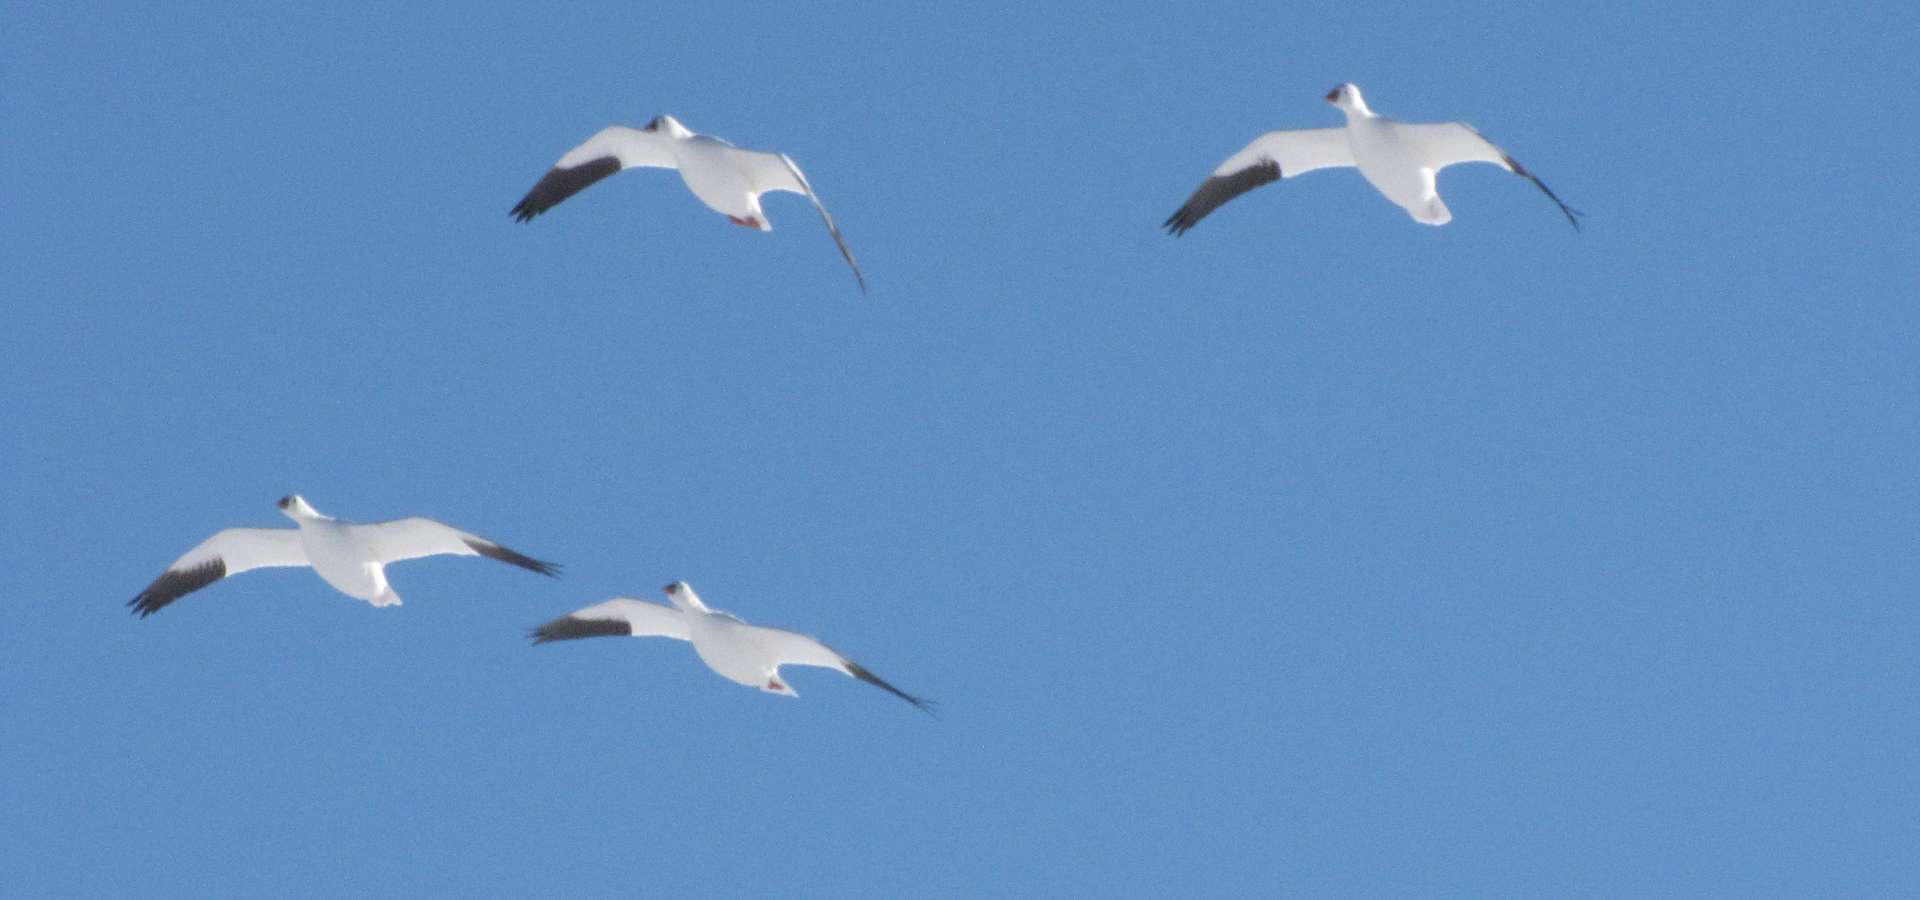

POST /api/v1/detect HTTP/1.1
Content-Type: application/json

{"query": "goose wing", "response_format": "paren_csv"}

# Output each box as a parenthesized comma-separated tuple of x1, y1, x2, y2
(727, 148, 868, 294)
(530, 597, 690, 643)
(748, 624, 935, 714)
(360, 517, 559, 576)
(129, 528, 306, 617)
(1398, 121, 1582, 230)
(511, 125, 677, 222)
(1165, 127, 1352, 235)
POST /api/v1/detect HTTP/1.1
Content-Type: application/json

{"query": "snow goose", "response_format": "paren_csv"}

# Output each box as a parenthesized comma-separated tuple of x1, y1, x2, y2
(511, 115, 867, 293)
(128, 495, 559, 617)
(532, 581, 933, 714)
(1165, 83, 1580, 234)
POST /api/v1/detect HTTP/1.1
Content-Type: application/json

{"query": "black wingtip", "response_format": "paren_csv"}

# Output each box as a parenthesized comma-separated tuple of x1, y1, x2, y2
(508, 158, 623, 226)
(127, 559, 225, 618)
(528, 615, 630, 645)
(1502, 152, 1583, 233)
(465, 539, 561, 577)
(846, 660, 939, 717)
(1163, 159, 1282, 238)
(1548, 196, 1584, 233)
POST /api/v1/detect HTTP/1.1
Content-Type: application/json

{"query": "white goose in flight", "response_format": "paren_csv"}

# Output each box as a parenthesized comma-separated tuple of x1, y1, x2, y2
(511, 115, 868, 293)
(1166, 83, 1580, 234)
(532, 581, 934, 714)
(128, 495, 559, 617)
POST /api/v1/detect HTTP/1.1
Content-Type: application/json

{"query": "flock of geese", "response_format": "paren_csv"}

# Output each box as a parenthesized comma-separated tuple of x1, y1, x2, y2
(129, 84, 1579, 714)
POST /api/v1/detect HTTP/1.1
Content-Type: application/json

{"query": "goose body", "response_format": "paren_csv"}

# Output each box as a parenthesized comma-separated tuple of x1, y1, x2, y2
(532, 581, 933, 714)
(128, 495, 559, 617)
(1166, 83, 1580, 234)
(512, 115, 867, 292)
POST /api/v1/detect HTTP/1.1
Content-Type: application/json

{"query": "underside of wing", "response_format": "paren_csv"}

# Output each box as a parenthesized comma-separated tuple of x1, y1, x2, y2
(128, 528, 306, 617)
(753, 625, 936, 714)
(511, 158, 623, 222)
(1232, 127, 1353, 178)
(727, 148, 868, 294)
(1164, 160, 1280, 236)
(1399, 122, 1509, 170)
(751, 624, 845, 669)
(362, 518, 559, 576)
(726, 147, 808, 197)
(511, 125, 675, 222)
(1402, 122, 1582, 231)
(1165, 127, 1352, 235)
(531, 598, 689, 643)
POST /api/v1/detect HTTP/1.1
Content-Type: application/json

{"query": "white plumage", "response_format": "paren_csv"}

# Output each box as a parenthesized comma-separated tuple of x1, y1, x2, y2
(1166, 83, 1580, 234)
(128, 495, 559, 616)
(532, 581, 933, 714)
(512, 115, 867, 293)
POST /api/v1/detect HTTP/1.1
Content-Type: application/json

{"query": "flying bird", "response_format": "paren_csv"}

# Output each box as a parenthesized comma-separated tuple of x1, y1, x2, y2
(128, 495, 559, 617)
(1165, 83, 1580, 234)
(532, 581, 934, 714)
(511, 115, 868, 293)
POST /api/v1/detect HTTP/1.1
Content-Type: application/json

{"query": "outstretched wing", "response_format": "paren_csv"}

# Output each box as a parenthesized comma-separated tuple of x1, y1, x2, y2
(749, 624, 936, 714)
(727, 148, 868, 294)
(360, 518, 559, 577)
(511, 125, 677, 222)
(1399, 122, 1582, 231)
(1164, 127, 1353, 235)
(530, 597, 690, 644)
(128, 528, 307, 617)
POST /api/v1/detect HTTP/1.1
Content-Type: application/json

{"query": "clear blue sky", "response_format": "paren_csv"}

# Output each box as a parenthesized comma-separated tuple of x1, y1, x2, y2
(4, 2, 1917, 896)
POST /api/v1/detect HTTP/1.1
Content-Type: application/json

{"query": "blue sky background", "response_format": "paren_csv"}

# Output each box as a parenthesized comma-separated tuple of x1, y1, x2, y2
(4, 2, 1917, 895)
